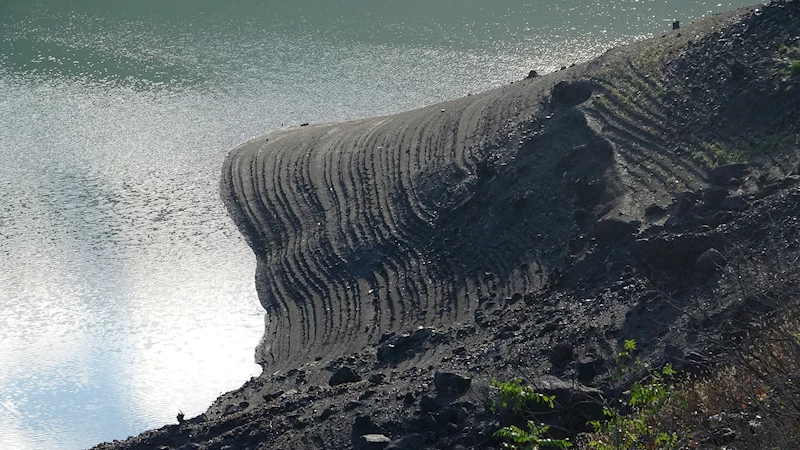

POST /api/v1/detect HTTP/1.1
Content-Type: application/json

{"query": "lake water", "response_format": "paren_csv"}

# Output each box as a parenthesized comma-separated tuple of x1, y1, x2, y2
(0, 1, 754, 448)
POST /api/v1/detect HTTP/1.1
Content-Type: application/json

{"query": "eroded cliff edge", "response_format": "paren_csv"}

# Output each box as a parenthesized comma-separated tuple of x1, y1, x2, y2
(94, 2, 800, 449)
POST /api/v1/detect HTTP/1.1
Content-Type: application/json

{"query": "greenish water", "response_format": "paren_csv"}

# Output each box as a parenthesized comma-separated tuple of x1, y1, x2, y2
(0, 1, 754, 449)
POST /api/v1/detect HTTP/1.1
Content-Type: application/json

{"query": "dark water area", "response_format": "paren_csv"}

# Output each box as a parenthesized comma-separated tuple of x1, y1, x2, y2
(0, 1, 755, 448)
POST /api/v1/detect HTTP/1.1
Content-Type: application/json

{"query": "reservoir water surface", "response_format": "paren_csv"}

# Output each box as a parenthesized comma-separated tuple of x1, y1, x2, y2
(0, 1, 753, 448)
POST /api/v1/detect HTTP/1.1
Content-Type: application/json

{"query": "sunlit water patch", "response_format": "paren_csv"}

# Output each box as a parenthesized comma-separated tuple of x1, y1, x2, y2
(0, 0, 755, 448)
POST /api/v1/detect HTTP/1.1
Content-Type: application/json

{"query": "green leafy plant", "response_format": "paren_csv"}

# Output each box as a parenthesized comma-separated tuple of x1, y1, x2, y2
(790, 60, 800, 77)
(491, 379, 572, 449)
(588, 340, 683, 450)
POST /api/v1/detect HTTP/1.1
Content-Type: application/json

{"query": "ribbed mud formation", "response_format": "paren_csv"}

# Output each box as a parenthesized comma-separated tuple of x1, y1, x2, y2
(221, 3, 799, 371)
(221, 76, 614, 368)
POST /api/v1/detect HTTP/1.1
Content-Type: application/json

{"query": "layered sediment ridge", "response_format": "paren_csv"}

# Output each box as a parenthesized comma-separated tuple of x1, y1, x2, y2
(221, 2, 799, 371)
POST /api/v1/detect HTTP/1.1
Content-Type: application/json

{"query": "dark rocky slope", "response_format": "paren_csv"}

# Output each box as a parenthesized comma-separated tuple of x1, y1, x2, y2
(93, 2, 800, 449)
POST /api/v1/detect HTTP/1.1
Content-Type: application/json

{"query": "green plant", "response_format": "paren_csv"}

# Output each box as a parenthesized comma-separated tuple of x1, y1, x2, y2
(491, 379, 573, 449)
(790, 60, 800, 77)
(588, 340, 683, 450)
(495, 421, 573, 450)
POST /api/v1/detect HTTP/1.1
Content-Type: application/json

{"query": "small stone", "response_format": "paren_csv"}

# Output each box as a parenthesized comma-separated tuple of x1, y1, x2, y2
(591, 218, 640, 241)
(710, 211, 735, 227)
(368, 373, 386, 384)
(187, 413, 207, 425)
(695, 248, 726, 274)
(345, 400, 363, 410)
(359, 389, 377, 401)
(710, 427, 736, 444)
(329, 366, 362, 386)
(179, 444, 201, 450)
(354, 434, 391, 450)
(320, 406, 338, 420)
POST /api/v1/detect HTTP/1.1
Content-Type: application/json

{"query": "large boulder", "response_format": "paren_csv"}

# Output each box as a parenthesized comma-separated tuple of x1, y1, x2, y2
(329, 366, 362, 386)
(709, 163, 749, 184)
(433, 372, 472, 397)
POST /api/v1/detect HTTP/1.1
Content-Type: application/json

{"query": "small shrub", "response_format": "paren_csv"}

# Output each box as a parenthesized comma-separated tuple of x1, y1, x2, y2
(491, 379, 572, 450)
(492, 378, 557, 414)
(790, 60, 800, 77)
(495, 421, 573, 450)
(588, 340, 684, 450)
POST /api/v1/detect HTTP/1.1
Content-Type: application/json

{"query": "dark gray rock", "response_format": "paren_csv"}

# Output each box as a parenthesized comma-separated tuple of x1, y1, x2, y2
(368, 373, 386, 384)
(525, 376, 605, 434)
(702, 188, 729, 209)
(664, 344, 685, 367)
(591, 218, 640, 241)
(377, 327, 435, 362)
(438, 405, 467, 426)
(720, 195, 748, 211)
(672, 195, 695, 217)
(577, 357, 601, 382)
(433, 372, 471, 397)
(223, 404, 241, 415)
(644, 204, 666, 217)
(663, 216, 683, 229)
(695, 248, 726, 274)
(687, 203, 709, 217)
(473, 308, 487, 325)
(353, 415, 380, 436)
(329, 366, 362, 386)
(709, 427, 736, 444)
(551, 81, 594, 106)
(419, 395, 440, 414)
(710, 211, 736, 227)
(186, 413, 206, 425)
(709, 163, 749, 184)
(178, 444, 201, 450)
(550, 343, 574, 365)
(633, 234, 714, 272)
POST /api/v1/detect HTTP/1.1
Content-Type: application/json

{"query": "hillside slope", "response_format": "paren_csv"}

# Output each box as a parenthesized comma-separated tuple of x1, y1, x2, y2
(93, 1, 800, 449)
